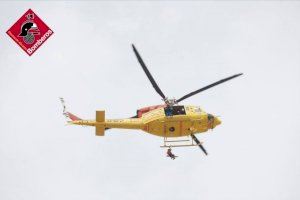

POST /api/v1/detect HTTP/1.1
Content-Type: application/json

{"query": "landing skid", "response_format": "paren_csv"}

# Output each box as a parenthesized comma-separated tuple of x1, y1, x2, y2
(160, 144, 203, 148)
(160, 136, 203, 148)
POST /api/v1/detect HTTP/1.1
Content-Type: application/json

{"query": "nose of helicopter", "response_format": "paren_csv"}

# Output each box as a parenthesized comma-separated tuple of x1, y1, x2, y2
(214, 116, 221, 127)
(208, 114, 222, 129)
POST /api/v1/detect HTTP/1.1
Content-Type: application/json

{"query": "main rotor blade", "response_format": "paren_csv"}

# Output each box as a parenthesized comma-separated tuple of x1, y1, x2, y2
(191, 134, 208, 155)
(132, 44, 166, 100)
(177, 73, 243, 103)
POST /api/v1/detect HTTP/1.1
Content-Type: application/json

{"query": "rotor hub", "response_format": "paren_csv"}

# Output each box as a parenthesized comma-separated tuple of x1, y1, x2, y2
(164, 98, 178, 106)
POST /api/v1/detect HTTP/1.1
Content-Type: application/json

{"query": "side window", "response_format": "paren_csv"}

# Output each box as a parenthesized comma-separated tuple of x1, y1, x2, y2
(164, 106, 186, 116)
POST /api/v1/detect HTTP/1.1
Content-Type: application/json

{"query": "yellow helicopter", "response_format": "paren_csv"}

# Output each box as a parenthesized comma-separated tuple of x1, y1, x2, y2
(61, 44, 242, 156)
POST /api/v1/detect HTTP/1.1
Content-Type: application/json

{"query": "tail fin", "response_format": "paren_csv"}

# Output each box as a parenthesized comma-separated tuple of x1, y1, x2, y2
(66, 112, 82, 121)
(60, 97, 82, 121)
(95, 111, 105, 136)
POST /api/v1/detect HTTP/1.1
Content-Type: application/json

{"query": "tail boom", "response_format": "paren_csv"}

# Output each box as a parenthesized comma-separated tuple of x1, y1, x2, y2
(67, 111, 106, 136)
(68, 111, 144, 136)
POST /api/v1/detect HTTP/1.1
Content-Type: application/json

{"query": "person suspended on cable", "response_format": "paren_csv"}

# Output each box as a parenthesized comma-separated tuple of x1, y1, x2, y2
(167, 147, 177, 160)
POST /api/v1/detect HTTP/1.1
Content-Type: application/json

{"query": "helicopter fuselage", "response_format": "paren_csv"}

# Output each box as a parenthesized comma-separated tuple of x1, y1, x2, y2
(70, 105, 221, 137)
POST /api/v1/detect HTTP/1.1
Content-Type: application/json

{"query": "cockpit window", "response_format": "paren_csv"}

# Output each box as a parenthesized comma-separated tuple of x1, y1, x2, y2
(207, 114, 214, 121)
(164, 106, 186, 116)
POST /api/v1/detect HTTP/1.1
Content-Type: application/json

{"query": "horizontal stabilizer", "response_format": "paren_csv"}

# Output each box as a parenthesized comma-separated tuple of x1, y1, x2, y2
(96, 111, 105, 122)
(95, 111, 105, 136)
(96, 126, 105, 136)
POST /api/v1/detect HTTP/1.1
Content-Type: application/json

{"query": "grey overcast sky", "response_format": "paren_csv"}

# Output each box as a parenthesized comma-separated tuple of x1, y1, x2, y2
(1, 1, 300, 200)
